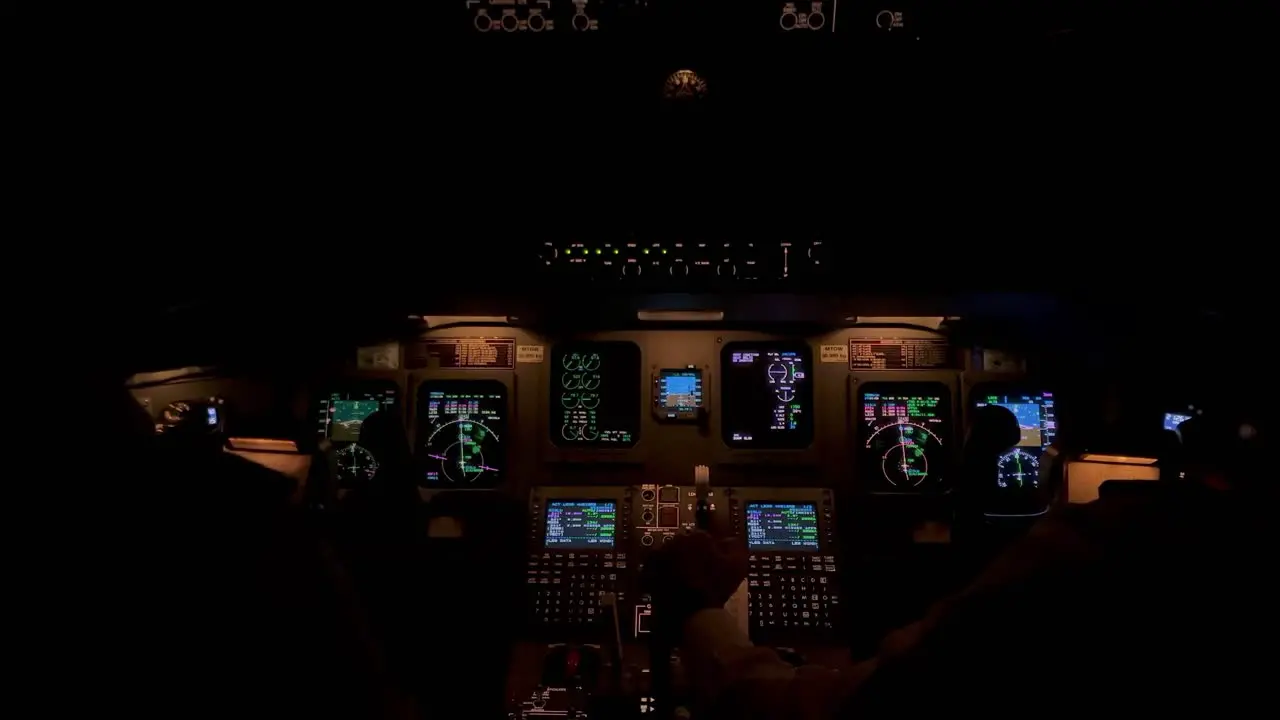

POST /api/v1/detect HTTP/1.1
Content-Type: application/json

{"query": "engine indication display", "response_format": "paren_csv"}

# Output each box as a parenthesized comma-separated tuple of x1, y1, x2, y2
(653, 368, 704, 421)
(552, 342, 641, 448)
(974, 391, 1056, 489)
(315, 383, 399, 488)
(721, 343, 813, 449)
(859, 383, 950, 492)
(417, 380, 507, 488)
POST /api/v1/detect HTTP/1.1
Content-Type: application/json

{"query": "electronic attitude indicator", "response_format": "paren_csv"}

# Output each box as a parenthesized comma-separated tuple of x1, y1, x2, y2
(974, 391, 1056, 489)
(315, 384, 398, 488)
(860, 385, 950, 492)
(418, 381, 507, 488)
(653, 367, 704, 421)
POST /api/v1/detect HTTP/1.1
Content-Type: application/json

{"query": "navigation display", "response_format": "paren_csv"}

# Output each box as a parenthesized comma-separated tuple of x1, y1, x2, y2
(654, 368, 704, 421)
(552, 342, 641, 448)
(417, 380, 506, 488)
(315, 383, 399, 487)
(859, 383, 950, 492)
(1163, 412, 1192, 432)
(720, 342, 813, 449)
(974, 391, 1056, 490)
(544, 500, 617, 549)
(745, 502, 820, 551)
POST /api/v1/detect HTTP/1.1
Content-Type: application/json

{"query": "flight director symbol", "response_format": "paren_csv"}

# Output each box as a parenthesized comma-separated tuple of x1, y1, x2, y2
(779, 2, 829, 31)
(467, 0, 554, 33)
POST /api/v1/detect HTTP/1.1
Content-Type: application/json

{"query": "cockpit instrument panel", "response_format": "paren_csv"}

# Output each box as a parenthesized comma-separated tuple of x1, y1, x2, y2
(315, 383, 398, 488)
(974, 391, 1056, 491)
(859, 383, 950, 493)
(721, 342, 813, 449)
(417, 380, 507, 488)
(552, 342, 641, 448)
(653, 367, 704, 421)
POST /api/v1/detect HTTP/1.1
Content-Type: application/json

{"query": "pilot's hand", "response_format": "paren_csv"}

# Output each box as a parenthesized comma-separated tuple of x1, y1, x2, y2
(643, 530, 748, 636)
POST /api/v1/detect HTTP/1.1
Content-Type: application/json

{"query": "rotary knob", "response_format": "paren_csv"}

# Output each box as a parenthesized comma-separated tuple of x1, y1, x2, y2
(717, 260, 737, 277)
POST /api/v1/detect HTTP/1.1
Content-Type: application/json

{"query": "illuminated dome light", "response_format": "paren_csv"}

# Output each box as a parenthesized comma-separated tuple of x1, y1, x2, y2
(663, 69, 707, 100)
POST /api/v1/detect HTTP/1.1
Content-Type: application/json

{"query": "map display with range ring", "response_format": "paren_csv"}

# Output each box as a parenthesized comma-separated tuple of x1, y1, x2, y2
(417, 380, 507, 488)
(859, 383, 951, 493)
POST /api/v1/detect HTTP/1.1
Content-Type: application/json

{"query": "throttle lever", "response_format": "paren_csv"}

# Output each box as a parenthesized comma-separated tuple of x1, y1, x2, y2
(650, 465, 714, 719)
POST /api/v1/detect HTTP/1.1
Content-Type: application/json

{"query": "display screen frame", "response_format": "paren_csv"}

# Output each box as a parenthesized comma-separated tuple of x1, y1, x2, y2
(415, 378, 509, 490)
(653, 367, 706, 421)
(969, 386, 1057, 500)
(971, 389, 1057, 453)
(543, 499, 619, 550)
(719, 341, 815, 450)
(550, 341, 642, 450)
(857, 380, 953, 494)
(744, 501, 822, 551)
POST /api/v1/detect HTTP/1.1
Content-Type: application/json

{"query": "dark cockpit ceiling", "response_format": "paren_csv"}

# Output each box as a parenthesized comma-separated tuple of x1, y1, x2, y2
(109, 240, 1258, 378)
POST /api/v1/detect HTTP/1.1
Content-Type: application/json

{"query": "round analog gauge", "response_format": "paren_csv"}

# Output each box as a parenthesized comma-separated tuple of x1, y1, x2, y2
(865, 421, 944, 487)
(560, 392, 601, 409)
(997, 449, 1040, 489)
(562, 373, 582, 390)
(424, 418, 502, 485)
(562, 352, 602, 372)
(560, 423, 600, 442)
(582, 373, 601, 390)
(335, 443, 378, 485)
